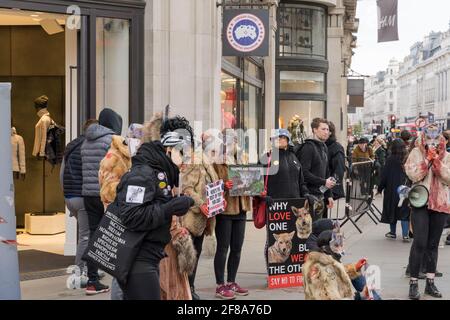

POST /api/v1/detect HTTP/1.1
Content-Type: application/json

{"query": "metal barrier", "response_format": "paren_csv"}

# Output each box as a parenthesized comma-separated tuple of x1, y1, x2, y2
(340, 160, 381, 233)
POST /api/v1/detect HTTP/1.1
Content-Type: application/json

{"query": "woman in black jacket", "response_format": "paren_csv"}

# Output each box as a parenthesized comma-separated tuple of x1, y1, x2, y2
(116, 115, 194, 300)
(326, 122, 345, 200)
(377, 139, 410, 241)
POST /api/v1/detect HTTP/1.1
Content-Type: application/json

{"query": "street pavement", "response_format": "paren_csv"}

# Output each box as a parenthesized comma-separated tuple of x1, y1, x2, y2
(19, 196, 450, 300)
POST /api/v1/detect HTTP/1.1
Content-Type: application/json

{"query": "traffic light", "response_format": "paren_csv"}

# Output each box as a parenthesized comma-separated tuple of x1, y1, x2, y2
(390, 115, 396, 129)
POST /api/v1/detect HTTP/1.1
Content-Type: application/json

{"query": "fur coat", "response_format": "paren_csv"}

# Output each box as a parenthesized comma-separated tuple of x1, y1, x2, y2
(302, 251, 354, 300)
(181, 154, 220, 237)
(404, 133, 450, 214)
(99, 135, 131, 207)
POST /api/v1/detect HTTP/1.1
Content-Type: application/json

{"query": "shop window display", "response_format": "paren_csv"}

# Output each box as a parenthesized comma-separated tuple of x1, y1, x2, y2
(279, 100, 325, 136)
(280, 71, 325, 94)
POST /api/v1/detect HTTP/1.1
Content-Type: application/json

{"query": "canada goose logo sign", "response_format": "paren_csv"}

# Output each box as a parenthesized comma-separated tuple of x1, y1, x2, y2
(226, 13, 265, 53)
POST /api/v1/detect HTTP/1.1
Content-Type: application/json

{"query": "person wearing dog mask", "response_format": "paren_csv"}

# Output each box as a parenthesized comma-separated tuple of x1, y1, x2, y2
(404, 124, 450, 300)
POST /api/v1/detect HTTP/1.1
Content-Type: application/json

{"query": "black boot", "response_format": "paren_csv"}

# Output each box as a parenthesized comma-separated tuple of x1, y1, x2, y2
(190, 286, 201, 300)
(425, 278, 442, 298)
(409, 280, 420, 300)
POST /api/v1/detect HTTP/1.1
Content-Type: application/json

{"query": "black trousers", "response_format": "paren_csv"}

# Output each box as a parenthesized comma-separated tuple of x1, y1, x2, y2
(121, 260, 161, 300)
(408, 207, 447, 278)
(84, 196, 104, 283)
(214, 215, 246, 285)
(188, 233, 204, 288)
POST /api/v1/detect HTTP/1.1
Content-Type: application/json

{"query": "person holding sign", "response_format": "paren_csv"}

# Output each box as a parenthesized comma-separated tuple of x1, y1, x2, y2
(404, 124, 450, 300)
(213, 130, 251, 300)
(179, 137, 221, 300)
(114, 113, 194, 300)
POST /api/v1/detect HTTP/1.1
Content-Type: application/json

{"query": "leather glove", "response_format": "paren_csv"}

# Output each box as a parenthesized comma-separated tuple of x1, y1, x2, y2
(162, 196, 195, 218)
(224, 180, 234, 191)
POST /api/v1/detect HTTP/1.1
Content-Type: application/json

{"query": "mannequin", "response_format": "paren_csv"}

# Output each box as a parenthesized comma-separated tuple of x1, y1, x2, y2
(11, 127, 26, 181)
(32, 95, 53, 159)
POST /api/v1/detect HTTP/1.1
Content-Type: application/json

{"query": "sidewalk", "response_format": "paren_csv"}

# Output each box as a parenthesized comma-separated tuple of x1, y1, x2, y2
(20, 196, 450, 300)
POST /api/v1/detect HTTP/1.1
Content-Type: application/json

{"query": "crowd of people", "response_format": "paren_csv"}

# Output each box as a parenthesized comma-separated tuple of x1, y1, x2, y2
(60, 107, 450, 300)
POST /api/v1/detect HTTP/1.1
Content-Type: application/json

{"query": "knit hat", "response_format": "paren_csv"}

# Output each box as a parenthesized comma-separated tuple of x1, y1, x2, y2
(34, 95, 48, 109)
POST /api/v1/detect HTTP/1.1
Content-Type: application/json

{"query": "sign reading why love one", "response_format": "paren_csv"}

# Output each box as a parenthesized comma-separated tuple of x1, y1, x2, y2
(205, 180, 225, 218)
(266, 198, 309, 289)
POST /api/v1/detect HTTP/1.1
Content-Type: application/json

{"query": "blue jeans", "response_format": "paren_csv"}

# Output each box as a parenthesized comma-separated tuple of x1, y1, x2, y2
(352, 275, 382, 300)
(390, 220, 409, 238)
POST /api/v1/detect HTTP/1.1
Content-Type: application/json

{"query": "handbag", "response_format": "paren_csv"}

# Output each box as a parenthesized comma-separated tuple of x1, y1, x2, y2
(252, 153, 271, 229)
(82, 202, 147, 286)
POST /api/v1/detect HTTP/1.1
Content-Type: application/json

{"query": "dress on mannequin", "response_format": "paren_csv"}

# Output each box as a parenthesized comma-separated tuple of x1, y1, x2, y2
(11, 127, 26, 180)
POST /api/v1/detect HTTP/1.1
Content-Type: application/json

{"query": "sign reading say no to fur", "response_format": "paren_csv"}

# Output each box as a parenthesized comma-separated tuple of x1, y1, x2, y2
(266, 198, 309, 289)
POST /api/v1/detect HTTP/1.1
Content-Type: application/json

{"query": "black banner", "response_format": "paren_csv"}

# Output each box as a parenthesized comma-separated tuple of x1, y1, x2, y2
(266, 198, 309, 289)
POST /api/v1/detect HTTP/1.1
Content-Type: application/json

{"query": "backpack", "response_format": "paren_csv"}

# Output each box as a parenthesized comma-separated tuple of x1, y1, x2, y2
(45, 121, 65, 166)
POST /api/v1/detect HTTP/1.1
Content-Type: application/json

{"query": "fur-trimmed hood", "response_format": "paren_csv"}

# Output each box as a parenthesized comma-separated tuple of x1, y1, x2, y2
(302, 251, 354, 300)
(142, 112, 163, 143)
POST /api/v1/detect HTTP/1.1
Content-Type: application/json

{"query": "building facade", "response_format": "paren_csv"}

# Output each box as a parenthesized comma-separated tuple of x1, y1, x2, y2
(362, 59, 399, 131)
(0, 0, 358, 255)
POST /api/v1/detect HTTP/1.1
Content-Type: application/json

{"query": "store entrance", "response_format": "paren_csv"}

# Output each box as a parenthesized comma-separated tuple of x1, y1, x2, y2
(0, 8, 78, 279)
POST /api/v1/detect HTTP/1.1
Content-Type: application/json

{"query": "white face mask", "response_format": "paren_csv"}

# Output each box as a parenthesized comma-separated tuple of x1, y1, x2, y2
(424, 126, 441, 148)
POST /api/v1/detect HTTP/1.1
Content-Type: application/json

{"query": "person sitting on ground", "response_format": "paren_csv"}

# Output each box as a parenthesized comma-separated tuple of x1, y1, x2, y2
(303, 220, 381, 300)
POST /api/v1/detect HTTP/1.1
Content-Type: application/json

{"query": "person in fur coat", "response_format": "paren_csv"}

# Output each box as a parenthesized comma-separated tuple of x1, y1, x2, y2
(180, 143, 220, 300)
(404, 124, 450, 300)
(302, 220, 380, 300)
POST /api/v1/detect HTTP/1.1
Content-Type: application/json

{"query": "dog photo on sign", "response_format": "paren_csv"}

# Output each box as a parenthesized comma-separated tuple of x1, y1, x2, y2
(268, 231, 295, 264)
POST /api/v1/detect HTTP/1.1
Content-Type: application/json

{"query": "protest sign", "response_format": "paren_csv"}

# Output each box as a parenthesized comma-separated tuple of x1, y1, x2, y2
(228, 165, 264, 196)
(205, 180, 225, 218)
(266, 198, 310, 289)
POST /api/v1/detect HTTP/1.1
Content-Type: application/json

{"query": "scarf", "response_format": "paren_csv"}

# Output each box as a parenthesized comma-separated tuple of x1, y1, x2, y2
(132, 141, 180, 187)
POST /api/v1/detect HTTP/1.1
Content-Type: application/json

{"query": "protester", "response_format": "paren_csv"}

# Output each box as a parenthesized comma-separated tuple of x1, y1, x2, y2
(213, 130, 251, 300)
(400, 130, 412, 150)
(61, 119, 98, 287)
(98, 123, 143, 300)
(81, 108, 123, 295)
(326, 122, 345, 200)
(443, 130, 450, 246)
(303, 220, 380, 300)
(377, 139, 410, 241)
(372, 136, 387, 187)
(404, 124, 450, 300)
(296, 118, 335, 220)
(180, 136, 220, 300)
(115, 113, 194, 300)
(352, 137, 374, 162)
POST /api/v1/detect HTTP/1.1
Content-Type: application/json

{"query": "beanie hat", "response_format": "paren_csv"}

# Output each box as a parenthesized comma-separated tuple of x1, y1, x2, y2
(34, 95, 49, 109)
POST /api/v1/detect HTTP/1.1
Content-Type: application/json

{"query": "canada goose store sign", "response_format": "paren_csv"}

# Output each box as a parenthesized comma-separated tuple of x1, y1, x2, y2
(222, 9, 269, 56)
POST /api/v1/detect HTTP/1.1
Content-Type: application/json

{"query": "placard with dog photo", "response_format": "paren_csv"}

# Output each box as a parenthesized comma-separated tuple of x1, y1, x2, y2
(228, 165, 265, 197)
(266, 198, 310, 289)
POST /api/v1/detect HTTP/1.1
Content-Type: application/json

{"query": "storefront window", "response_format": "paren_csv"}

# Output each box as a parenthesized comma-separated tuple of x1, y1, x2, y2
(280, 71, 325, 94)
(96, 17, 130, 135)
(279, 100, 325, 136)
(242, 83, 262, 163)
(278, 4, 326, 58)
(221, 72, 238, 130)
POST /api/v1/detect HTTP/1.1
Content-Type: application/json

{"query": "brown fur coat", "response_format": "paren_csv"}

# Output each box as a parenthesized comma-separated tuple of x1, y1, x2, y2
(181, 154, 220, 237)
(99, 135, 131, 207)
(302, 251, 354, 300)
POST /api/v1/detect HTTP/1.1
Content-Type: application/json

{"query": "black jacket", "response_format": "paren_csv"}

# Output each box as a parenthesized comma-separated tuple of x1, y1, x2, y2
(62, 136, 85, 197)
(296, 139, 331, 198)
(262, 148, 309, 199)
(326, 138, 346, 199)
(377, 156, 410, 224)
(115, 142, 177, 261)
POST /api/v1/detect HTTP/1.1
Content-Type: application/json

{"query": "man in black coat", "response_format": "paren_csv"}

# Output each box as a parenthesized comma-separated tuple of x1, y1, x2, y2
(296, 118, 335, 220)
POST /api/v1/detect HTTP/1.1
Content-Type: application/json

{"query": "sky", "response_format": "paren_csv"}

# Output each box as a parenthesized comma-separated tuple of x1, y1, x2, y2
(351, 0, 450, 76)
